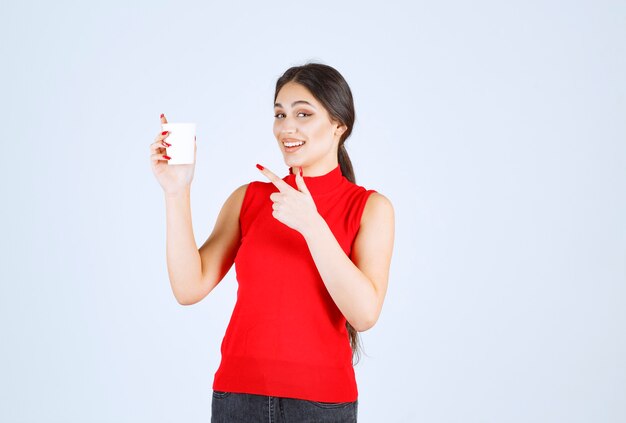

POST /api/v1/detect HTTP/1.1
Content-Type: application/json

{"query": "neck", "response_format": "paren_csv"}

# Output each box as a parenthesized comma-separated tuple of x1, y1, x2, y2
(289, 162, 339, 177)
(284, 163, 344, 196)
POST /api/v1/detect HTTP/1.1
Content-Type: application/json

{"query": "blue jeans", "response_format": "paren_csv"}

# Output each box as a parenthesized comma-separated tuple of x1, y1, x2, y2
(211, 390, 358, 422)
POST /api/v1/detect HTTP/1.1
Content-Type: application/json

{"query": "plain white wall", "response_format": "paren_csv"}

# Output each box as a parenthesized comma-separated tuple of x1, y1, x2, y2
(1, 0, 624, 422)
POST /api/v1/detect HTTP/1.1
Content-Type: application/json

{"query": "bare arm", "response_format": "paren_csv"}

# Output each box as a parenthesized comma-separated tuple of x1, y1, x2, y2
(166, 183, 248, 305)
(301, 192, 395, 331)
(164, 188, 202, 305)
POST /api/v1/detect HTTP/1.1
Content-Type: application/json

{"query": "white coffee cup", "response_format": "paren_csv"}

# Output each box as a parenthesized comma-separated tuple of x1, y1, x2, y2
(161, 123, 196, 165)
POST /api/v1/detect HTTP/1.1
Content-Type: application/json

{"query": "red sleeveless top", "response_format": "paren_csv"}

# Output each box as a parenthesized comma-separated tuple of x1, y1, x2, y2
(212, 164, 376, 402)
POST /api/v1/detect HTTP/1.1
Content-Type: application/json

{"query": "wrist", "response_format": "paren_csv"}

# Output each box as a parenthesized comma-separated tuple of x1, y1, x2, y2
(164, 188, 190, 201)
(302, 213, 327, 240)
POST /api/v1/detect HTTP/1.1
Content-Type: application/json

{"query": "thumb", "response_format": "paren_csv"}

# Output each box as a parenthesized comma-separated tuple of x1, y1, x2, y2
(295, 167, 310, 195)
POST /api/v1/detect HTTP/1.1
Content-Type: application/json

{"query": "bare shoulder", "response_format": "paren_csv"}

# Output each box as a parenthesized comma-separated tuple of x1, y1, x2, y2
(234, 183, 250, 201)
(361, 191, 395, 227)
(233, 182, 250, 198)
(225, 183, 250, 213)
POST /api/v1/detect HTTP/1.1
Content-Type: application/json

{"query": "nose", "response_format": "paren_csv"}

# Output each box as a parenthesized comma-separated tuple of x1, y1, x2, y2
(279, 124, 297, 136)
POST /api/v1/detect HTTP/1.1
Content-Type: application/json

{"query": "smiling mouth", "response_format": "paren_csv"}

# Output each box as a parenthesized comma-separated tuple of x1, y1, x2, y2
(283, 140, 306, 151)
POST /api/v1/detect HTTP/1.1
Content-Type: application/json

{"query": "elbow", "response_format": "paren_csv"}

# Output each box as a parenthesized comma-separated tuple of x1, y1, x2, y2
(176, 297, 191, 306)
(175, 293, 197, 306)
(352, 313, 378, 333)
(353, 320, 374, 333)
(355, 306, 382, 332)
(358, 318, 377, 332)
(354, 322, 373, 333)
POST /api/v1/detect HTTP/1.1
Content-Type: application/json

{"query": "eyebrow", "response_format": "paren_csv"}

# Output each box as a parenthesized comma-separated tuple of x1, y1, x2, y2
(274, 100, 317, 109)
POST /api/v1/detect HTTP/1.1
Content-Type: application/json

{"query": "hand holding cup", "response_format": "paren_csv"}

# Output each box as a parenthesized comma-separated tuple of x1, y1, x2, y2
(150, 114, 197, 196)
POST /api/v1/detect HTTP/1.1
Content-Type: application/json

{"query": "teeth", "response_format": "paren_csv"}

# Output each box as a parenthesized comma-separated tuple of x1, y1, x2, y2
(284, 140, 305, 147)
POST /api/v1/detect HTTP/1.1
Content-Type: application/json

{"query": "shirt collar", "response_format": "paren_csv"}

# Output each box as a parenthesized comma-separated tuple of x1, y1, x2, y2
(283, 164, 344, 196)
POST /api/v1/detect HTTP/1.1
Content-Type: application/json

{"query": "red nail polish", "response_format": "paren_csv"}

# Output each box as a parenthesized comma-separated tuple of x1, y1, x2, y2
(300, 168, 303, 177)
(160, 113, 164, 118)
(256, 164, 264, 170)
(163, 155, 171, 160)
(162, 131, 168, 135)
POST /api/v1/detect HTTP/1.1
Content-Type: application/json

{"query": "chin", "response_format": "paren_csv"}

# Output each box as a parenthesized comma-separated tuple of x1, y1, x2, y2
(284, 158, 303, 167)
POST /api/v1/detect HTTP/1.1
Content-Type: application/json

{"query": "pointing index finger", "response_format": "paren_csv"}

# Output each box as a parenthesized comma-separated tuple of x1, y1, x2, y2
(257, 164, 292, 193)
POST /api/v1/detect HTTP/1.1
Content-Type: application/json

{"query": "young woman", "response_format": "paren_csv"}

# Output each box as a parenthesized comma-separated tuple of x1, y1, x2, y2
(150, 63, 395, 422)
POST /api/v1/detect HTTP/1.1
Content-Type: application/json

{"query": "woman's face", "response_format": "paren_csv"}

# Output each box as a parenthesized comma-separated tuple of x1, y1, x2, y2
(273, 81, 346, 173)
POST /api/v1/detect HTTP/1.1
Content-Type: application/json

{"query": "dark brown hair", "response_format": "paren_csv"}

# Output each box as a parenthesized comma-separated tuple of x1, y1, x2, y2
(274, 62, 365, 366)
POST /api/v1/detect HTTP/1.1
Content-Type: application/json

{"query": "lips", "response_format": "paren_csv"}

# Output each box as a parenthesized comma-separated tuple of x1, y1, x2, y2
(282, 138, 306, 144)
(282, 139, 305, 153)
(282, 137, 306, 152)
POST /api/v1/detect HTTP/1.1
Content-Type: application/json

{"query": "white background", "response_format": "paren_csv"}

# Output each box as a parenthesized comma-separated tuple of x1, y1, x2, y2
(1, 0, 624, 421)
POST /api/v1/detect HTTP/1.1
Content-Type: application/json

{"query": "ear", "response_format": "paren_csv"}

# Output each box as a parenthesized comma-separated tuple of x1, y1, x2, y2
(334, 122, 347, 136)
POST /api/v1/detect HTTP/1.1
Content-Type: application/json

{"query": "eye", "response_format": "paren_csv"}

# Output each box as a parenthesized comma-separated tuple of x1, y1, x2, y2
(273, 112, 312, 119)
